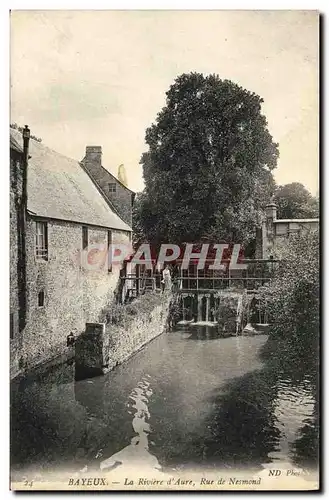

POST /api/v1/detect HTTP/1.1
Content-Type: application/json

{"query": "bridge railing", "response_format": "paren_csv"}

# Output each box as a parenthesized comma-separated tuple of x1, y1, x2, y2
(174, 259, 281, 292)
(118, 259, 281, 301)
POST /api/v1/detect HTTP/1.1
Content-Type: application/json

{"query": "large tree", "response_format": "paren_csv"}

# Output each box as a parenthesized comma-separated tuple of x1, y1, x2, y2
(273, 182, 319, 219)
(136, 73, 279, 246)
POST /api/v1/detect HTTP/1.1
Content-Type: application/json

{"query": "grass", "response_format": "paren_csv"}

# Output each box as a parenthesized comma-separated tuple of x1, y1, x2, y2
(100, 291, 166, 329)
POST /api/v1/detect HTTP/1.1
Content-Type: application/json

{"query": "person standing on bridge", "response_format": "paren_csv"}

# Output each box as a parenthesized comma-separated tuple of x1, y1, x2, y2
(162, 264, 172, 293)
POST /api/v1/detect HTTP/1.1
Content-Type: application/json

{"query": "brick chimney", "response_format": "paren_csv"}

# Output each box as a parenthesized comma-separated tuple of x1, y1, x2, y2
(82, 144, 133, 227)
(82, 146, 103, 186)
(84, 146, 102, 167)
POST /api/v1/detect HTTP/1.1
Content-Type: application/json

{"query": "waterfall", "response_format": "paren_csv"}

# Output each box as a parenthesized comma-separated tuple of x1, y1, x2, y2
(235, 294, 243, 335)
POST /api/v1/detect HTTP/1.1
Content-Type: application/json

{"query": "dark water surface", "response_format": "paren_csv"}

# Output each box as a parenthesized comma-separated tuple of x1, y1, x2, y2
(11, 327, 319, 479)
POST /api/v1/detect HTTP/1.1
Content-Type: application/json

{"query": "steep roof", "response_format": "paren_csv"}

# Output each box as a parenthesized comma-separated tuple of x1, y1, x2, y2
(79, 157, 136, 196)
(10, 129, 131, 232)
(10, 134, 24, 154)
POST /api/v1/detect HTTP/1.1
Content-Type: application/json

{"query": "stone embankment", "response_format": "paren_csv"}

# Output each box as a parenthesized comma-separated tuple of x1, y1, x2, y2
(75, 292, 171, 379)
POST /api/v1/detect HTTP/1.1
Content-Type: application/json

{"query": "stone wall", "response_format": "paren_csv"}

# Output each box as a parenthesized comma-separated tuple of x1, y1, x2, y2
(106, 294, 171, 371)
(257, 203, 319, 259)
(14, 216, 130, 375)
(10, 151, 24, 379)
(75, 293, 171, 378)
(106, 171, 133, 228)
(271, 220, 319, 258)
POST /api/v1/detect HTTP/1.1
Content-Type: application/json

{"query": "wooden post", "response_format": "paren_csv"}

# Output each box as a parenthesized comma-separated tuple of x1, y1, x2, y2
(18, 126, 30, 333)
(197, 294, 202, 322)
(205, 295, 210, 322)
(136, 264, 140, 297)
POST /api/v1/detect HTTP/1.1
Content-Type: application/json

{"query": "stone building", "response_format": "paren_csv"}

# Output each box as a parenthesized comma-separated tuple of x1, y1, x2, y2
(81, 146, 135, 227)
(10, 128, 133, 379)
(257, 202, 319, 259)
(10, 131, 28, 374)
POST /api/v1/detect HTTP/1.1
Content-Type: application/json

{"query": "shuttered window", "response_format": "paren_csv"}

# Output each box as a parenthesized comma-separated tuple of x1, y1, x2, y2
(38, 290, 45, 307)
(36, 221, 48, 260)
(10, 313, 15, 340)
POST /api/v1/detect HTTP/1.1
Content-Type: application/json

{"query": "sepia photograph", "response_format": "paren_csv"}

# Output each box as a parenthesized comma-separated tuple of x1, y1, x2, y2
(9, 9, 320, 491)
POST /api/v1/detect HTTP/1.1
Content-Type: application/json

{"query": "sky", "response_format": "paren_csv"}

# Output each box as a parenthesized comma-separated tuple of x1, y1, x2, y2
(10, 10, 319, 194)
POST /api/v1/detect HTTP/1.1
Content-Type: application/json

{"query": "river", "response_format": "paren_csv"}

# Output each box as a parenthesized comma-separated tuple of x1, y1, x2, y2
(11, 326, 319, 484)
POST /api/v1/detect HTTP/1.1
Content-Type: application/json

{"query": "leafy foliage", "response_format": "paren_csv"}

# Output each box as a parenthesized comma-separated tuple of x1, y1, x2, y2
(135, 72, 279, 247)
(257, 228, 319, 351)
(100, 292, 163, 328)
(274, 182, 319, 219)
(132, 191, 151, 246)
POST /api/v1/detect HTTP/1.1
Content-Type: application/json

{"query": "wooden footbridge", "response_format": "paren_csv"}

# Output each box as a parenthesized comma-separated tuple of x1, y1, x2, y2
(119, 258, 279, 301)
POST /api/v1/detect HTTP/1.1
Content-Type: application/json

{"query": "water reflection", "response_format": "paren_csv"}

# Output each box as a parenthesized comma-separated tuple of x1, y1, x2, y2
(260, 336, 319, 470)
(11, 327, 319, 478)
(180, 324, 233, 340)
(10, 361, 86, 471)
(190, 334, 319, 471)
(188, 325, 220, 340)
(199, 368, 282, 469)
(147, 333, 319, 472)
(292, 400, 319, 468)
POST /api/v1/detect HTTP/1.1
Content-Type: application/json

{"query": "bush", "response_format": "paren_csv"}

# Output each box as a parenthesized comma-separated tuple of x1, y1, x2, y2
(257, 228, 319, 350)
(101, 303, 125, 325)
(102, 292, 165, 328)
(125, 304, 138, 316)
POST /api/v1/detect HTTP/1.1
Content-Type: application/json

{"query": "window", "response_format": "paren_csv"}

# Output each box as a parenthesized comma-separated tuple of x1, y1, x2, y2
(36, 221, 48, 260)
(38, 290, 45, 307)
(107, 230, 112, 272)
(10, 312, 15, 340)
(82, 226, 88, 249)
(108, 183, 116, 194)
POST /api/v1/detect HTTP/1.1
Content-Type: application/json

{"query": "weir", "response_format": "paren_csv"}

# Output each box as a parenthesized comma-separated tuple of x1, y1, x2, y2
(176, 290, 251, 334)
(118, 258, 278, 336)
(172, 258, 278, 335)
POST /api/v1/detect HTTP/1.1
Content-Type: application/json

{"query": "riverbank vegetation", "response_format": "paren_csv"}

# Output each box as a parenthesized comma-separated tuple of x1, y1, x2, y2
(257, 228, 319, 353)
(100, 292, 165, 330)
(273, 182, 319, 219)
(256, 228, 319, 468)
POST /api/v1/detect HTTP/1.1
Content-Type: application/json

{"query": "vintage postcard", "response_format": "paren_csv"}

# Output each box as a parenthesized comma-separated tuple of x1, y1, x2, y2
(10, 10, 320, 491)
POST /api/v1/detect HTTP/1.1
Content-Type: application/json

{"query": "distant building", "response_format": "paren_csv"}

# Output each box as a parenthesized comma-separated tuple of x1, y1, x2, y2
(81, 147, 135, 227)
(256, 202, 319, 259)
(10, 128, 133, 379)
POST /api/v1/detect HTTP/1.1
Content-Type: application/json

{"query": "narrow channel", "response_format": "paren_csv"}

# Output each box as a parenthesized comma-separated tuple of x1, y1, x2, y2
(11, 326, 318, 481)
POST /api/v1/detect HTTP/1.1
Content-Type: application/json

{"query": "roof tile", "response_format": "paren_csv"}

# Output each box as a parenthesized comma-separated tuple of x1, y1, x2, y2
(10, 129, 131, 232)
